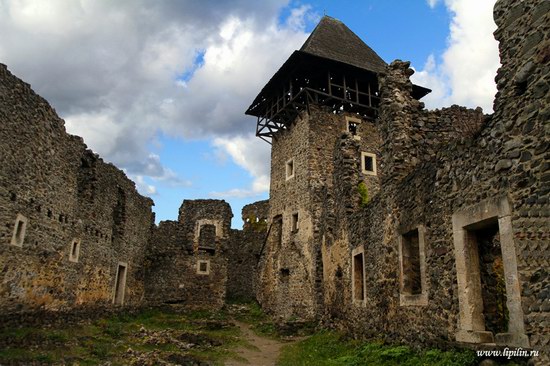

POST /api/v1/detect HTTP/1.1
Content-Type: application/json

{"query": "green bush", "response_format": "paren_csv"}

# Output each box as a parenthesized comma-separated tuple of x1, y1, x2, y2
(358, 182, 369, 206)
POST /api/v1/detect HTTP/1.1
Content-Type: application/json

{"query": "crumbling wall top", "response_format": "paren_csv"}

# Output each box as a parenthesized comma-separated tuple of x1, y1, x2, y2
(242, 199, 269, 231)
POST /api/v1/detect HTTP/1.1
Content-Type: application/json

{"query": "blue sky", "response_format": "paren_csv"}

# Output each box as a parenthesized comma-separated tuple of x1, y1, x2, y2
(0, 0, 499, 228)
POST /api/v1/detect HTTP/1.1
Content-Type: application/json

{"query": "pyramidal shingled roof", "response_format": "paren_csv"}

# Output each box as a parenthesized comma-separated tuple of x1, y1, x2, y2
(300, 16, 387, 74)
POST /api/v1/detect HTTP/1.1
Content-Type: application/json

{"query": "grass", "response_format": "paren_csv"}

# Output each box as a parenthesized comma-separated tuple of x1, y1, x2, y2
(230, 301, 317, 339)
(1, 303, 511, 366)
(278, 330, 478, 366)
(231, 300, 280, 338)
(0, 306, 244, 365)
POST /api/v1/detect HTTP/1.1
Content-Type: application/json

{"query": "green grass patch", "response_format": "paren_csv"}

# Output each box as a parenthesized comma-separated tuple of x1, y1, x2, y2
(278, 330, 477, 366)
(0, 307, 242, 365)
(230, 301, 317, 339)
(231, 301, 281, 338)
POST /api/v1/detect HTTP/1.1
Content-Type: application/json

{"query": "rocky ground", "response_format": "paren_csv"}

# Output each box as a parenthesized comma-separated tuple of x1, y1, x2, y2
(0, 303, 312, 366)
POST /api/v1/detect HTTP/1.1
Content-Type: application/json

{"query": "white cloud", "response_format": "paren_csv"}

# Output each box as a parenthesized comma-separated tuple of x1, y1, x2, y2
(412, 0, 500, 112)
(426, 0, 441, 8)
(0, 0, 314, 197)
(131, 175, 158, 196)
(210, 134, 271, 198)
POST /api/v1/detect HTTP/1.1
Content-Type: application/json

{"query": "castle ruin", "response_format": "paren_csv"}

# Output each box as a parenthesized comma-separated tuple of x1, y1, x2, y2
(0, 0, 548, 363)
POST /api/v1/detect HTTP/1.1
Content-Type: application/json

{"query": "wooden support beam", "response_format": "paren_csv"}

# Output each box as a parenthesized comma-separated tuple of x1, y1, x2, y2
(368, 83, 372, 107)
(343, 75, 347, 101)
(289, 80, 293, 99)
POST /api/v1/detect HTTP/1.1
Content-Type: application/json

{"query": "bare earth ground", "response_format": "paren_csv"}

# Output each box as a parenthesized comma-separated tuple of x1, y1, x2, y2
(225, 321, 299, 366)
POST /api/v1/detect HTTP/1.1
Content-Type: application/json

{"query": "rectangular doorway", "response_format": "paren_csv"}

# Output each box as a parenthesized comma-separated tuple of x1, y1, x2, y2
(113, 263, 127, 305)
(452, 197, 528, 347)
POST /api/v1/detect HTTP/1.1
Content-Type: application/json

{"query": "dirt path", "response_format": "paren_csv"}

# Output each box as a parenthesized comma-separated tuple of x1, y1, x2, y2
(224, 321, 297, 366)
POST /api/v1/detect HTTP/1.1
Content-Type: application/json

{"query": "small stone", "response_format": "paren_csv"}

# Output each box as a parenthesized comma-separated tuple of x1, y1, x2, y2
(495, 159, 512, 172)
(533, 79, 549, 99)
(507, 150, 520, 159)
(521, 32, 543, 56)
(520, 151, 532, 162)
(522, 119, 536, 134)
(504, 139, 522, 151)
(514, 61, 535, 84)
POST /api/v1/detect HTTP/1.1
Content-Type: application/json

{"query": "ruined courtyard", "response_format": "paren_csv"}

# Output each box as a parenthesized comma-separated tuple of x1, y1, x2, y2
(0, 0, 549, 364)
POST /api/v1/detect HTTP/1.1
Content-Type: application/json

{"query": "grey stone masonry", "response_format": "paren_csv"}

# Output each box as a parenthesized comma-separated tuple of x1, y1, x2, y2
(227, 200, 269, 302)
(254, 0, 548, 364)
(314, 0, 548, 362)
(0, 63, 154, 316)
(145, 199, 233, 309)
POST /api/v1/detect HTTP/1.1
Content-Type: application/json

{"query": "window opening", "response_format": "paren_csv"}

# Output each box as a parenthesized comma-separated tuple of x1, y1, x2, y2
(198, 224, 216, 254)
(348, 121, 358, 135)
(69, 239, 81, 262)
(291, 213, 299, 232)
(353, 252, 365, 302)
(401, 229, 422, 295)
(197, 260, 210, 275)
(10, 214, 28, 247)
(361, 152, 377, 175)
(286, 159, 295, 180)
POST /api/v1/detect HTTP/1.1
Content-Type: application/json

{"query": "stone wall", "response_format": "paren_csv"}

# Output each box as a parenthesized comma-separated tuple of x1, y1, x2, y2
(0, 64, 265, 316)
(145, 199, 233, 309)
(317, 0, 548, 362)
(226, 200, 269, 301)
(0, 64, 154, 317)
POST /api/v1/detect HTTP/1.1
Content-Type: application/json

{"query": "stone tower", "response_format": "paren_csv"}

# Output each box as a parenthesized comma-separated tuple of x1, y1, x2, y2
(246, 16, 430, 320)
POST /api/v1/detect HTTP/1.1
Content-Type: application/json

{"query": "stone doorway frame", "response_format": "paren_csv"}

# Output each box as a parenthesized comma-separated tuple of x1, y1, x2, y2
(113, 262, 128, 306)
(452, 196, 528, 347)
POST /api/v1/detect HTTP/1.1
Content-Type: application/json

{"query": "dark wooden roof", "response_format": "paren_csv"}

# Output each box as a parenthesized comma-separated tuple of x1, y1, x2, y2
(245, 15, 431, 119)
(300, 16, 387, 74)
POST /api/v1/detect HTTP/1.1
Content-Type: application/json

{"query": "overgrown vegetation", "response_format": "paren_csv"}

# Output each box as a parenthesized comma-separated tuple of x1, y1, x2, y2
(0, 307, 244, 365)
(278, 330, 478, 366)
(229, 300, 316, 339)
(1, 303, 515, 365)
(245, 214, 268, 231)
(358, 182, 369, 206)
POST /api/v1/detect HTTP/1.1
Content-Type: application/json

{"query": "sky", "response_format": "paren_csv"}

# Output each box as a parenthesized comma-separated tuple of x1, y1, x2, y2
(0, 0, 500, 228)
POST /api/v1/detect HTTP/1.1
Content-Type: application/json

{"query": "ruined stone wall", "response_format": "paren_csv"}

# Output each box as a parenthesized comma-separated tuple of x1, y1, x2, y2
(145, 200, 232, 309)
(226, 200, 268, 302)
(144, 221, 184, 303)
(0, 64, 154, 317)
(0, 62, 272, 318)
(320, 0, 548, 361)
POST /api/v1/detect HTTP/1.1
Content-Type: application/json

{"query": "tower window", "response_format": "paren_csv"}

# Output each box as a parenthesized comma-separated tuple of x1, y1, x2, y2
(346, 116, 361, 138)
(10, 214, 28, 247)
(349, 122, 358, 135)
(291, 212, 299, 232)
(361, 152, 377, 176)
(286, 158, 295, 180)
(197, 260, 210, 275)
(352, 247, 366, 305)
